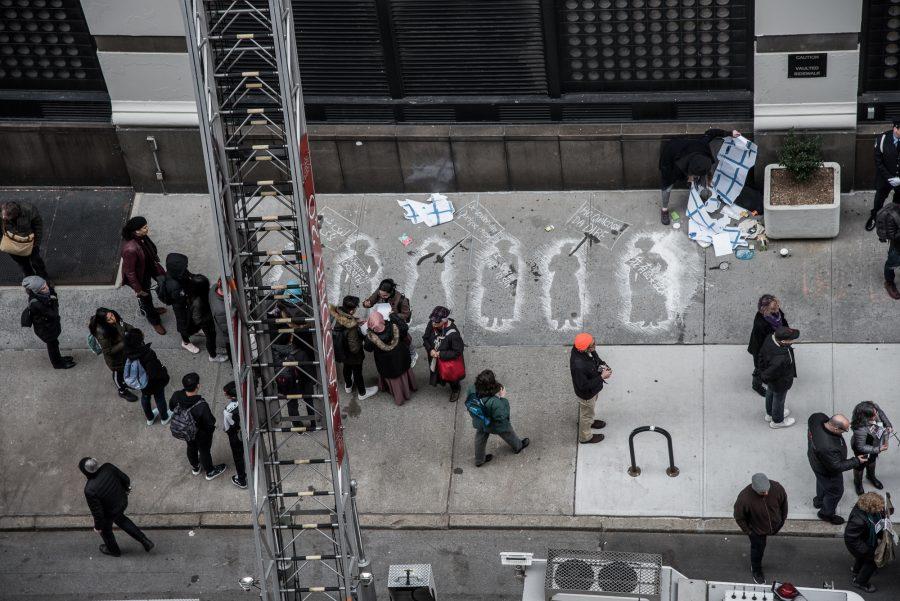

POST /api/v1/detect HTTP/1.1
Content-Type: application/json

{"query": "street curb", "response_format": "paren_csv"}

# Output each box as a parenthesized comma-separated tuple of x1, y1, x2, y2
(1, 512, 846, 537)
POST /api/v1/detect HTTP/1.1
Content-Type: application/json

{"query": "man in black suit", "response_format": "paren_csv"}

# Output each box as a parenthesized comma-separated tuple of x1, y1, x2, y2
(79, 457, 154, 556)
(866, 120, 900, 231)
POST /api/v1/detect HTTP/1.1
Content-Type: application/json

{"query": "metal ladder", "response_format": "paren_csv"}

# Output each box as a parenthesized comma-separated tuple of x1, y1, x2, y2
(179, 1, 370, 599)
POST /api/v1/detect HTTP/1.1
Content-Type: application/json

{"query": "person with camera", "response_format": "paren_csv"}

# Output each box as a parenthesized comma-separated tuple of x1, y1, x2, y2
(850, 401, 893, 496)
(570, 332, 611, 445)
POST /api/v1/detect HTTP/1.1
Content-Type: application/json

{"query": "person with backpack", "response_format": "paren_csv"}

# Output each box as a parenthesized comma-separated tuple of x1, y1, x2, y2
(570, 333, 610, 445)
(89, 307, 138, 401)
(747, 295, 789, 398)
(160, 253, 227, 361)
(757, 326, 799, 429)
(362, 278, 417, 368)
(850, 401, 893, 496)
(865, 120, 900, 232)
(422, 306, 465, 403)
(123, 329, 171, 426)
(363, 311, 416, 406)
(2, 200, 48, 279)
(845, 492, 888, 593)
(120, 216, 167, 335)
(467, 369, 529, 467)
(329, 295, 377, 401)
(79, 457, 153, 557)
(222, 381, 247, 489)
(169, 372, 226, 481)
(21, 275, 74, 369)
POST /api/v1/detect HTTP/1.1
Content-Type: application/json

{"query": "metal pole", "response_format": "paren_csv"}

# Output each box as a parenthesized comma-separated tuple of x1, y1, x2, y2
(626, 426, 679, 478)
(350, 480, 368, 569)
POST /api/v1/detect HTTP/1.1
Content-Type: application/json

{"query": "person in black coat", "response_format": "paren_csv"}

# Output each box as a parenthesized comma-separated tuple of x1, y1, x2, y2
(423, 306, 465, 402)
(79, 457, 153, 557)
(757, 326, 799, 429)
(657, 127, 740, 225)
(163, 253, 226, 361)
(222, 381, 247, 489)
(844, 492, 888, 593)
(329, 295, 377, 401)
(364, 311, 416, 406)
(2, 200, 48, 279)
(747, 294, 788, 397)
(865, 121, 900, 232)
(21, 275, 74, 369)
(123, 329, 171, 426)
(850, 401, 893, 496)
(807, 412, 868, 524)
(170, 372, 226, 480)
(570, 332, 611, 445)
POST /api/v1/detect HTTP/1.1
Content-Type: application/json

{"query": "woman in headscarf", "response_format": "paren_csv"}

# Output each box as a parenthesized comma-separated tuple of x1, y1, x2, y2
(363, 310, 416, 406)
(120, 216, 167, 335)
(850, 401, 893, 496)
(844, 492, 889, 593)
(89, 307, 138, 401)
(422, 306, 465, 402)
(22, 275, 74, 369)
(747, 294, 789, 398)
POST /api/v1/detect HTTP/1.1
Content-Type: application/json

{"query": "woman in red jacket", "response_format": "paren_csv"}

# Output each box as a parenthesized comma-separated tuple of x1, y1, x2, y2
(120, 216, 167, 335)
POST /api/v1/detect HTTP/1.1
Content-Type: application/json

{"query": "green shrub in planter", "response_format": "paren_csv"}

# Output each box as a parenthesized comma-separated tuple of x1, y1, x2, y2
(777, 129, 823, 184)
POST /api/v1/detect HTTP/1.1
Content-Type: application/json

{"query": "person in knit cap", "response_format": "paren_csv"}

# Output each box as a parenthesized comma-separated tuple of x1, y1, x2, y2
(747, 294, 789, 398)
(569, 332, 610, 444)
(758, 326, 799, 429)
(363, 310, 417, 405)
(120, 216, 167, 335)
(422, 305, 466, 402)
(733, 472, 788, 584)
(21, 275, 74, 369)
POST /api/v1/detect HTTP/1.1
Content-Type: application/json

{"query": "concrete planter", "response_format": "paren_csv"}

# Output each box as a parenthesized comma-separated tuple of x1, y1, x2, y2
(763, 162, 840, 239)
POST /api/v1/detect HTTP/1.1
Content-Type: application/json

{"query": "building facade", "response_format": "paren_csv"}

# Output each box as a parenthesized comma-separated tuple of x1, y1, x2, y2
(0, 0, 897, 192)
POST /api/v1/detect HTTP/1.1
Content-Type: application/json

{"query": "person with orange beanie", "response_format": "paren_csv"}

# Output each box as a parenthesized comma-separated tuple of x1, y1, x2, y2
(569, 332, 611, 444)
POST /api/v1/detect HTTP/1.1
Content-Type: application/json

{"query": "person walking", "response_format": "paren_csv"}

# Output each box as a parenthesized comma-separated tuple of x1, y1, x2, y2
(808, 412, 868, 525)
(845, 492, 888, 593)
(757, 326, 798, 428)
(363, 311, 417, 406)
(570, 333, 610, 445)
(747, 294, 789, 397)
(329, 296, 377, 401)
(120, 217, 167, 335)
(209, 277, 232, 361)
(733, 473, 788, 584)
(1, 200, 48, 279)
(123, 329, 171, 426)
(161, 253, 227, 361)
(89, 308, 138, 402)
(79, 457, 153, 557)
(362, 278, 417, 367)
(851, 401, 893, 495)
(170, 372, 227, 480)
(20, 275, 74, 369)
(657, 128, 741, 225)
(467, 369, 529, 467)
(222, 381, 247, 489)
(423, 306, 465, 403)
(865, 120, 900, 232)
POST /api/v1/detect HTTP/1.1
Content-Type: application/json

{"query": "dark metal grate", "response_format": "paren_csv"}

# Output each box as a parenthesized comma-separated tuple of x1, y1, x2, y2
(389, 0, 549, 95)
(498, 104, 552, 122)
(400, 104, 456, 122)
(323, 104, 396, 122)
(545, 548, 662, 598)
(561, 103, 632, 121)
(861, 0, 900, 92)
(676, 100, 752, 120)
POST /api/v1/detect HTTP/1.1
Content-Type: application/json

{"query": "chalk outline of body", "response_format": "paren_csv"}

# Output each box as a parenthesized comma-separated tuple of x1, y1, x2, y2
(471, 234, 523, 332)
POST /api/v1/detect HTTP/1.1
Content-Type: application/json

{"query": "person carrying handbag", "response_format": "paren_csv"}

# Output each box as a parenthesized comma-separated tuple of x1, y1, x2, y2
(1, 201, 48, 279)
(423, 306, 465, 402)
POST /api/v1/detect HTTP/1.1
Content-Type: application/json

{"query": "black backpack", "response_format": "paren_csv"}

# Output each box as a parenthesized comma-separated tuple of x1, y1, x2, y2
(155, 274, 185, 306)
(332, 324, 348, 363)
(875, 203, 900, 242)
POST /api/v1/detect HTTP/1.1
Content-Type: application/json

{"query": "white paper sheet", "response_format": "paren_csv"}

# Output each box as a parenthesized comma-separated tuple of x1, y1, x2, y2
(712, 232, 734, 257)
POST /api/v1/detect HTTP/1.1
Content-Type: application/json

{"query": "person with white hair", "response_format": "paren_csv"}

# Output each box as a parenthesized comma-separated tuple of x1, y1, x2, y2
(21, 275, 73, 369)
(79, 457, 153, 557)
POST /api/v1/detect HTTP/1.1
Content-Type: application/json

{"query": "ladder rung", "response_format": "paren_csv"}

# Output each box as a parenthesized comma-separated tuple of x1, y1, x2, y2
(266, 458, 331, 465)
(282, 554, 339, 561)
(269, 490, 334, 498)
(260, 426, 324, 433)
(273, 522, 338, 530)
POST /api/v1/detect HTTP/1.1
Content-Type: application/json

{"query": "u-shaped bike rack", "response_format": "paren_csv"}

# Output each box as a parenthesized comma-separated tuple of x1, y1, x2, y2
(627, 426, 679, 477)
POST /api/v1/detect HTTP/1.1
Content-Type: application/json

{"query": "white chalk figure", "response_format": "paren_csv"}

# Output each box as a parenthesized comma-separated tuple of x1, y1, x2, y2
(405, 236, 457, 331)
(616, 230, 703, 335)
(626, 238, 668, 328)
(328, 234, 383, 302)
(473, 236, 522, 332)
(538, 239, 586, 331)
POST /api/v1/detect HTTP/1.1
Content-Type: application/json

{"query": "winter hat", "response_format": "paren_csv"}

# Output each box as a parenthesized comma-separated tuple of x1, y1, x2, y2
(21, 275, 47, 294)
(429, 306, 451, 323)
(367, 311, 385, 333)
(751, 473, 770, 494)
(574, 332, 594, 351)
(122, 216, 148, 238)
(78, 457, 99, 478)
(774, 326, 799, 341)
(894, 120, 900, 129)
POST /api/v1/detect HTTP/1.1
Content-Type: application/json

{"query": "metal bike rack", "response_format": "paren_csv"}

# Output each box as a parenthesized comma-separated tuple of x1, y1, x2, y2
(627, 426, 679, 478)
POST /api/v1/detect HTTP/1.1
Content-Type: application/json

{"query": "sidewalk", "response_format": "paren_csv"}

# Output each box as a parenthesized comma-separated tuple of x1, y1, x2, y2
(2, 190, 898, 534)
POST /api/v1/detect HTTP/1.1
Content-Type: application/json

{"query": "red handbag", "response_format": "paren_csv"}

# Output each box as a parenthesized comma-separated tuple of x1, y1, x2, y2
(437, 355, 466, 382)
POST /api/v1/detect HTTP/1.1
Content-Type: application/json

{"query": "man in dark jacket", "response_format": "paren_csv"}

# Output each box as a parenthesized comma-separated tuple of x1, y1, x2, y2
(22, 275, 74, 369)
(757, 326, 798, 429)
(866, 121, 900, 232)
(329, 296, 377, 401)
(120, 216, 167, 335)
(2, 201, 48, 279)
(222, 381, 247, 489)
(163, 253, 226, 361)
(746, 294, 788, 397)
(79, 457, 153, 556)
(807, 412, 868, 524)
(171, 372, 226, 480)
(657, 128, 740, 225)
(733, 473, 788, 584)
(570, 332, 610, 445)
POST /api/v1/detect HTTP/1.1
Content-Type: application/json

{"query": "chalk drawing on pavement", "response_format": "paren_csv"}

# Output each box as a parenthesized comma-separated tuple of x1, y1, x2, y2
(564, 201, 630, 251)
(527, 237, 588, 331)
(328, 233, 383, 303)
(453, 198, 505, 244)
(470, 234, 523, 332)
(406, 235, 461, 332)
(319, 206, 359, 251)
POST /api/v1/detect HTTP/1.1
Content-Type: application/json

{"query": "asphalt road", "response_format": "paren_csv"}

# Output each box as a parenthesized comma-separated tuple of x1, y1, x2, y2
(1, 528, 895, 601)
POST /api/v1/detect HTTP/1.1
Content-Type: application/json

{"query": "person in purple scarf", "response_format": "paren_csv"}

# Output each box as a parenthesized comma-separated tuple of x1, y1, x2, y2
(747, 294, 789, 397)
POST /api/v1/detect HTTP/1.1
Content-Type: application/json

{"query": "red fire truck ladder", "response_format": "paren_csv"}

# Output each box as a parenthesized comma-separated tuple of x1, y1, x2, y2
(179, 1, 372, 599)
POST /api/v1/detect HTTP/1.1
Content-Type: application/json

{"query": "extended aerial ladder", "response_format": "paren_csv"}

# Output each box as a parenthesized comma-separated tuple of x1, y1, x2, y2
(179, 1, 372, 599)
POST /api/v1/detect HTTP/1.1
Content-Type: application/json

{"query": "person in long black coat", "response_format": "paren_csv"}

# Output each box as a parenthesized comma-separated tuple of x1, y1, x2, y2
(844, 492, 887, 593)
(123, 329, 171, 426)
(164, 253, 226, 361)
(79, 457, 153, 557)
(747, 294, 788, 397)
(422, 306, 465, 402)
(21, 275, 74, 369)
(364, 311, 416, 406)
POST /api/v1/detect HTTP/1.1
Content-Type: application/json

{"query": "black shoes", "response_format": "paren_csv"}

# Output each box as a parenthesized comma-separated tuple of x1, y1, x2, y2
(232, 475, 248, 489)
(99, 544, 120, 557)
(852, 577, 877, 593)
(591, 420, 606, 429)
(205, 464, 227, 480)
(813, 497, 823, 509)
(514, 438, 530, 454)
(475, 454, 493, 467)
(580, 434, 605, 444)
(119, 389, 138, 402)
(141, 538, 154, 552)
(449, 389, 460, 403)
(53, 357, 76, 369)
(854, 476, 865, 496)
(865, 216, 877, 231)
(817, 511, 845, 525)
(751, 568, 765, 584)
(660, 209, 671, 226)
(868, 475, 884, 490)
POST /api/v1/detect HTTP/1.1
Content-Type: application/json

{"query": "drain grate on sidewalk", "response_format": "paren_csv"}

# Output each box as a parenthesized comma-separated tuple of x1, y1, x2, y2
(0, 187, 134, 286)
